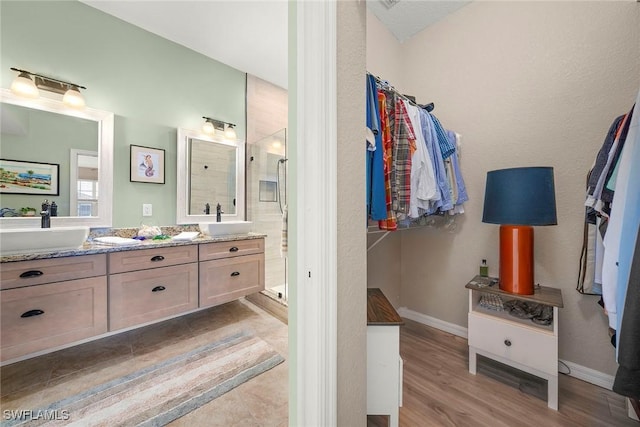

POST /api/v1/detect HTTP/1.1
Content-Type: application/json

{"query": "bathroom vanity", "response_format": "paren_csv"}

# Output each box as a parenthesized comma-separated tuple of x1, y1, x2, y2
(0, 234, 265, 364)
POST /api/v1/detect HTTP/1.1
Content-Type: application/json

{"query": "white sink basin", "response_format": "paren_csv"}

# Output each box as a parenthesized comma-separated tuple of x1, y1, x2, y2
(0, 226, 90, 256)
(199, 221, 253, 236)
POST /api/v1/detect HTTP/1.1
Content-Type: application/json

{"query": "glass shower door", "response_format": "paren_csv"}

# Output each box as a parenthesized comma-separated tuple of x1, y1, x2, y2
(247, 128, 287, 302)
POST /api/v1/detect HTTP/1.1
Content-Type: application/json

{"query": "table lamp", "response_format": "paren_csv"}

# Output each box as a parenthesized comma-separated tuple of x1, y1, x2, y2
(482, 167, 557, 295)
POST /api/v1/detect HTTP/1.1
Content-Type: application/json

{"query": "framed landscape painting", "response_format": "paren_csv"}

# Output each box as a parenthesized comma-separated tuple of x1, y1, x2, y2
(0, 159, 60, 195)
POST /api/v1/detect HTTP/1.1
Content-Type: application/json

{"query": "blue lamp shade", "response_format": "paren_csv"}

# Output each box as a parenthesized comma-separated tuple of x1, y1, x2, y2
(482, 167, 557, 226)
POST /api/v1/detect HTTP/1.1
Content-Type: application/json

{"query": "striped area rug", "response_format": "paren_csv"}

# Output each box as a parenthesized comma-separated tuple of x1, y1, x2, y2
(4, 331, 284, 427)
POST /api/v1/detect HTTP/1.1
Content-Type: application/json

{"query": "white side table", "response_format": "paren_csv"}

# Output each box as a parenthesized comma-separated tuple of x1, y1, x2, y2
(466, 276, 563, 410)
(367, 288, 404, 426)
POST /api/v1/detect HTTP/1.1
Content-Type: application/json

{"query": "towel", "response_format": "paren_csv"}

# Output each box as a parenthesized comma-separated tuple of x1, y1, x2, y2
(172, 231, 200, 241)
(93, 236, 141, 246)
(281, 205, 288, 258)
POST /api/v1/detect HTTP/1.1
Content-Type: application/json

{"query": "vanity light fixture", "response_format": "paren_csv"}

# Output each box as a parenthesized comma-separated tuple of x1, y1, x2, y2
(9, 67, 87, 109)
(202, 116, 237, 140)
(10, 70, 39, 98)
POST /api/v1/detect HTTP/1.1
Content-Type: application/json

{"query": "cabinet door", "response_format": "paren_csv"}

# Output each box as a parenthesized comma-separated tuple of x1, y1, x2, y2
(0, 254, 107, 290)
(199, 254, 265, 308)
(108, 245, 198, 274)
(1, 276, 108, 362)
(199, 239, 264, 261)
(109, 263, 198, 331)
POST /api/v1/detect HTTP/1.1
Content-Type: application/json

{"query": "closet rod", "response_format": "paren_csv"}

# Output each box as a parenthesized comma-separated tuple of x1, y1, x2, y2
(368, 72, 435, 112)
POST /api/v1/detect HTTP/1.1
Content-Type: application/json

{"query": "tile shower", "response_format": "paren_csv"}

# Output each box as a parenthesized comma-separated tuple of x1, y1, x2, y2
(247, 128, 288, 304)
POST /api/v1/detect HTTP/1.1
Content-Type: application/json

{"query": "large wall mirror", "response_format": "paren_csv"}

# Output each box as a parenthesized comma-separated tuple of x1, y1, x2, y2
(176, 128, 245, 224)
(0, 88, 114, 229)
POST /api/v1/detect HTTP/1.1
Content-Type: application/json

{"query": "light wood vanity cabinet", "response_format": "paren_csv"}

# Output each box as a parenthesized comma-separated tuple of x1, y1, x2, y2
(108, 246, 199, 331)
(199, 240, 265, 308)
(0, 255, 108, 362)
(0, 237, 265, 364)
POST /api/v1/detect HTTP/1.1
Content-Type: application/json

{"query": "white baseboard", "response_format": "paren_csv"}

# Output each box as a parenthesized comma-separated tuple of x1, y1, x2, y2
(398, 306, 615, 391)
(398, 307, 468, 339)
(558, 359, 614, 390)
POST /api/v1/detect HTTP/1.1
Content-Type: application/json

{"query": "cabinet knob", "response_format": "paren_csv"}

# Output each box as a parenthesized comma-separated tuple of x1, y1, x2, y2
(21, 309, 45, 318)
(504, 339, 512, 347)
(19, 270, 44, 278)
(229, 247, 239, 252)
(152, 286, 166, 292)
(230, 271, 240, 277)
(150, 255, 165, 262)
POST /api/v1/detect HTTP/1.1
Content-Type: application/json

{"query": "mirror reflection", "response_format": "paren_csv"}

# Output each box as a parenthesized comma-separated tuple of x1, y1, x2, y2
(189, 138, 236, 215)
(176, 128, 245, 225)
(0, 89, 114, 228)
(0, 103, 98, 217)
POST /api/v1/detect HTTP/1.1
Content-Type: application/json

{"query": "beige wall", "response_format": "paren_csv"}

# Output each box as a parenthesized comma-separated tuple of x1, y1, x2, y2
(365, 8, 404, 307)
(246, 74, 288, 145)
(337, 1, 367, 425)
(368, 1, 640, 376)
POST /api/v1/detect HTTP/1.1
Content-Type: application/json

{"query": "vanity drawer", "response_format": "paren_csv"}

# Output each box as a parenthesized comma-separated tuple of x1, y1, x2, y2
(0, 254, 107, 290)
(108, 245, 198, 274)
(468, 312, 557, 375)
(199, 253, 265, 308)
(109, 263, 198, 331)
(199, 239, 264, 261)
(0, 276, 108, 362)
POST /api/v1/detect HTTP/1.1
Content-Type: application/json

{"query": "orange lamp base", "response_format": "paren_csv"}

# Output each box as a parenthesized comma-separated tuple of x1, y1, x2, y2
(499, 225, 534, 295)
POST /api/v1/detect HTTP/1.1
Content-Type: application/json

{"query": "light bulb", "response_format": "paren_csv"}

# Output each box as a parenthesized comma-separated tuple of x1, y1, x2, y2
(224, 125, 237, 140)
(11, 72, 39, 98)
(63, 86, 85, 109)
(202, 120, 215, 135)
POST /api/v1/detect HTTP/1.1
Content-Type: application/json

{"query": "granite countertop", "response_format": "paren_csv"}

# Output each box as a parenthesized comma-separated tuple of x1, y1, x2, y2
(0, 226, 266, 263)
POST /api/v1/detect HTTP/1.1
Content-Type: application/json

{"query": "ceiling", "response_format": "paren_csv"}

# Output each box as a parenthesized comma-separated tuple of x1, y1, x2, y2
(82, 1, 469, 90)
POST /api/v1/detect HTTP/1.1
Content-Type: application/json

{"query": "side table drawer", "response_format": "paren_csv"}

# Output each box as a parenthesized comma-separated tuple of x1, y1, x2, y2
(468, 312, 557, 375)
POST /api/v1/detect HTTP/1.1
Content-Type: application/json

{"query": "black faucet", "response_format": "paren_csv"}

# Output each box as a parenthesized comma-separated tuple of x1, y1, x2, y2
(41, 199, 50, 228)
(204, 203, 210, 215)
(216, 203, 223, 222)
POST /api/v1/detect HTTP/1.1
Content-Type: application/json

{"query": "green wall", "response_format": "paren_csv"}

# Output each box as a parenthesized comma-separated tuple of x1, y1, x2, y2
(0, 0, 246, 227)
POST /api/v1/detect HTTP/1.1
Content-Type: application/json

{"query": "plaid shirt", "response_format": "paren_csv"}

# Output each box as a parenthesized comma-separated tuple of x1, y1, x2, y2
(377, 90, 397, 231)
(393, 98, 417, 218)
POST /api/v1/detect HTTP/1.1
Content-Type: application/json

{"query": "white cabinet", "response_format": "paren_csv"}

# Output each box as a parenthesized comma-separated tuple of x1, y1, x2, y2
(367, 288, 403, 427)
(466, 276, 563, 410)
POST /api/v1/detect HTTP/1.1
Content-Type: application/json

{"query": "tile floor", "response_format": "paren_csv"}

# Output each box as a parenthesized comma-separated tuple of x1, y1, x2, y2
(0, 299, 289, 427)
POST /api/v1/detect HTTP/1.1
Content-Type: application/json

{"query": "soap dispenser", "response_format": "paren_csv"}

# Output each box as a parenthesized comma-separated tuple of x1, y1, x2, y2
(479, 259, 489, 277)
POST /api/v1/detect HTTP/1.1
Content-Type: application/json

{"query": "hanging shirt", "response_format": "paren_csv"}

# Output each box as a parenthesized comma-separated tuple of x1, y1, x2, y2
(366, 74, 386, 221)
(586, 112, 631, 216)
(377, 90, 397, 231)
(429, 113, 456, 160)
(392, 97, 417, 219)
(405, 101, 437, 218)
(448, 130, 469, 207)
(601, 104, 637, 334)
(420, 110, 452, 213)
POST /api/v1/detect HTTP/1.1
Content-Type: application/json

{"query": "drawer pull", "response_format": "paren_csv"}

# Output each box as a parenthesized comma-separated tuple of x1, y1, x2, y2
(21, 309, 45, 318)
(229, 247, 239, 252)
(230, 271, 241, 277)
(504, 339, 512, 347)
(152, 286, 166, 292)
(19, 270, 44, 278)
(150, 255, 165, 262)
